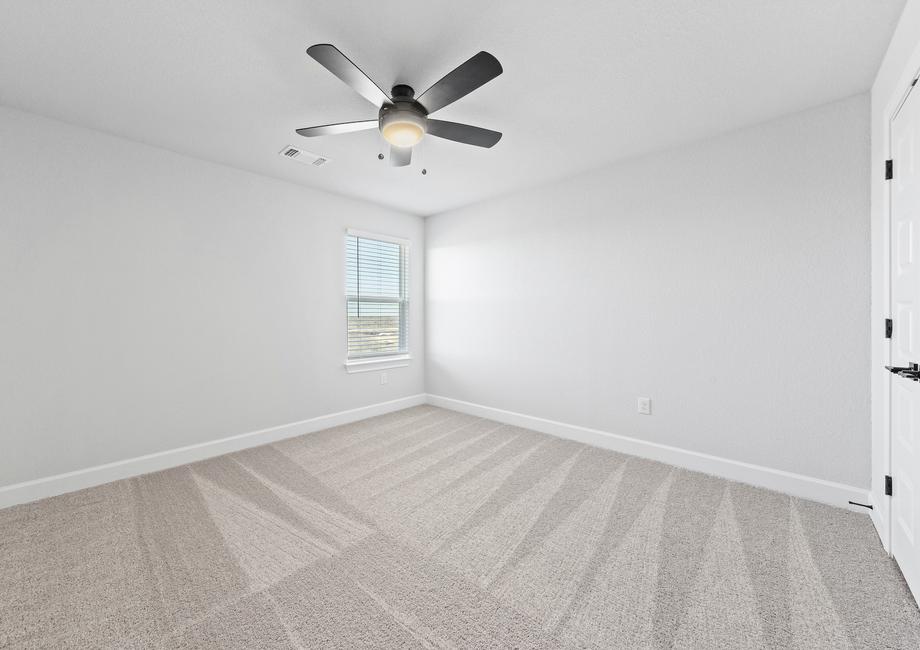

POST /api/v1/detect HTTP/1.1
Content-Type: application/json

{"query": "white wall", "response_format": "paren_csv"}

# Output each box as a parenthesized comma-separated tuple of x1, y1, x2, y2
(427, 94, 870, 489)
(0, 106, 424, 488)
(870, 0, 920, 547)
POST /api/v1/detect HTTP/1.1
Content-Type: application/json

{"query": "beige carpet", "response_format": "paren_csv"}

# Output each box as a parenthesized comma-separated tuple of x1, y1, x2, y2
(1, 405, 918, 648)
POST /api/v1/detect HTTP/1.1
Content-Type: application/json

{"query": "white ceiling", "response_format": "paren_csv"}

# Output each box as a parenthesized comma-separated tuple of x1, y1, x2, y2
(0, 0, 906, 216)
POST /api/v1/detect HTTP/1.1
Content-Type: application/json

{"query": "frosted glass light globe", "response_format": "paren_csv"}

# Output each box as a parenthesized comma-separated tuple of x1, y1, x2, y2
(382, 120, 425, 147)
(379, 107, 427, 147)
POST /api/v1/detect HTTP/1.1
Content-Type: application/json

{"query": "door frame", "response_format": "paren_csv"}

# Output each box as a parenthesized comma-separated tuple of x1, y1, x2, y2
(882, 69, 920, 555)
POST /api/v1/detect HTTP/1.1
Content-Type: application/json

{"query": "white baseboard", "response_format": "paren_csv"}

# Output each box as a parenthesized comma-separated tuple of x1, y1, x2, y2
(0, 393, 426, 509)
(426, 394, 870, 512)
(2, 391, 869, 514)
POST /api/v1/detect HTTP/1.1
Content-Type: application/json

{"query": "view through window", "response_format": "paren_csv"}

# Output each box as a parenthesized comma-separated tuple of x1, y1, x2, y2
(345, 232, 408, 359)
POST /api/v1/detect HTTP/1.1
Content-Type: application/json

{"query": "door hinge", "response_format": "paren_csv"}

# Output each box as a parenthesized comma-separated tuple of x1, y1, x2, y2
(886, 159, 894, 180)
(886, 318, 893, 339)
(886, 475, 893, 496)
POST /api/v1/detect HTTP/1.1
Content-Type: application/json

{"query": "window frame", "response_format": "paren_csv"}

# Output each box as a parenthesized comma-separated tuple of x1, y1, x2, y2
(343, 229, 411, 372)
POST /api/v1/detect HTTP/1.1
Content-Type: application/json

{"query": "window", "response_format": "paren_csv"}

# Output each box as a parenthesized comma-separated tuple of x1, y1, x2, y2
(345, 231, 409, 362)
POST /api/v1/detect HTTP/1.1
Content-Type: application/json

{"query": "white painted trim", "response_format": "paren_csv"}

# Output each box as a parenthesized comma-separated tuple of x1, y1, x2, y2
(873, 69, 920, 555)
(426, 394, 870, 512)
(346, 228, 411, 248)
(345, 355, 411, 373)
(0, 393, 426, 509)
(871, 493, 887, 548)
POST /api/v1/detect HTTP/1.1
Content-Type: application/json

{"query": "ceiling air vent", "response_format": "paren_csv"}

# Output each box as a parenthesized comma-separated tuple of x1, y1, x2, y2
(279, 145, 329, 167)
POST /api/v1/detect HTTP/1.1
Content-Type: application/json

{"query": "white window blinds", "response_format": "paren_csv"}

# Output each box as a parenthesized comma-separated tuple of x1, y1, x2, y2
(345, 232, 409, 359)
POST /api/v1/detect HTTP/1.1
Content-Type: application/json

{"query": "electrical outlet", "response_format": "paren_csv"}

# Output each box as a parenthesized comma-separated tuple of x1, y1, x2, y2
(637, 397, 651, 415)
(380, 372, 388, 385)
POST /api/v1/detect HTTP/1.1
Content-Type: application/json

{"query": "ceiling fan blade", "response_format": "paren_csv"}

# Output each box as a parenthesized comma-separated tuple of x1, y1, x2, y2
(390, 145, 412, 167)
(307, 44, 391, 108)
(296, 120, 379, 137)
(427, 120, 502, 148)
(417, 52, 503, 114)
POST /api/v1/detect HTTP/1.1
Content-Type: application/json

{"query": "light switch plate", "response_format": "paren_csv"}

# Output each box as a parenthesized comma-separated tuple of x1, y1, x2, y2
(637, 397, 651, 415)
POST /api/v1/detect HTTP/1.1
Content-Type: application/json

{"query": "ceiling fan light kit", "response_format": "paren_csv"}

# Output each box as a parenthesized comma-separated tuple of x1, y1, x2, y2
(297, 44, 502, 167)
(379, 96, 427, 147)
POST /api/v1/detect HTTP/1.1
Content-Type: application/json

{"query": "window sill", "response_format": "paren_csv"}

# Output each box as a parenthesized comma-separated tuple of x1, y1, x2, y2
(344, 355, 411, 374)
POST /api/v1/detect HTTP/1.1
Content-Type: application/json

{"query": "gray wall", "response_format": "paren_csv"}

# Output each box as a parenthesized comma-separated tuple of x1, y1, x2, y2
(426, 94, 870, 487)
(0, 106, 424, 487)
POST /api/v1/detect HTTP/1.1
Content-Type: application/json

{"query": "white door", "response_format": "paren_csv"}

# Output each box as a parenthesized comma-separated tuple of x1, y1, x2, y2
(890, 83, 920, 604)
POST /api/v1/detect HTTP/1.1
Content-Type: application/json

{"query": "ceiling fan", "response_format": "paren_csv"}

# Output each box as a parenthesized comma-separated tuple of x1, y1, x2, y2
(296, 44, 503, 167)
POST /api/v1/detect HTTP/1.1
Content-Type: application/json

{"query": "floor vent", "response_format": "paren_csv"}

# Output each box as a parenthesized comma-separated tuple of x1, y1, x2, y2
(279, 145, 329, 167)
